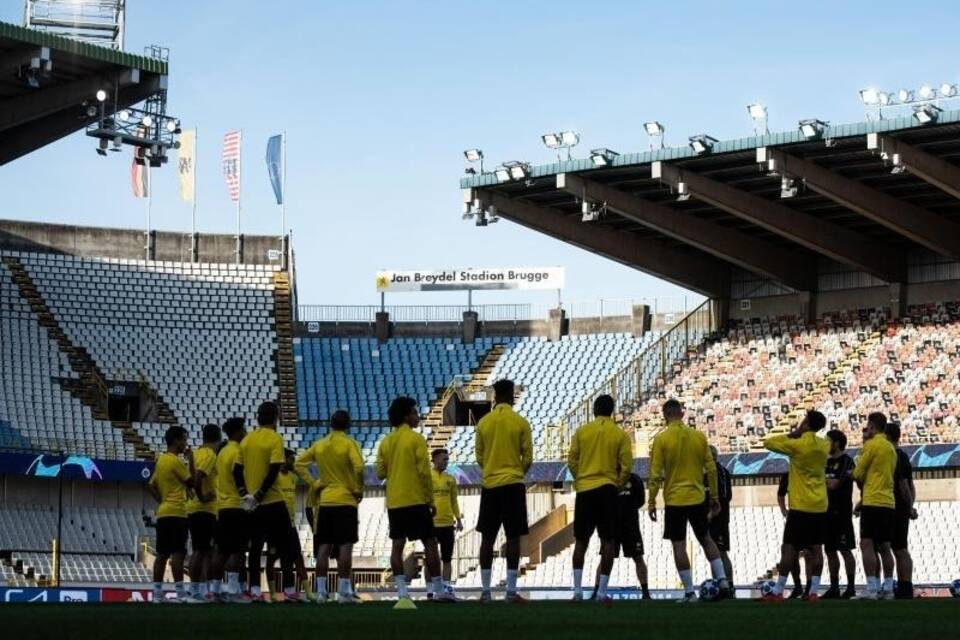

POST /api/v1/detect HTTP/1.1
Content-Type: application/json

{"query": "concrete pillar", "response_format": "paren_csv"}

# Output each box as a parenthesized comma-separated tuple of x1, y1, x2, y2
(145, 230, 156, 261)
(462, 311, 479, 344)
(631, 304, 651, 337)
(712, 298, 729, 332)
(798, 291, 815, 323)
(889, 283, 906, 320)
(547, 308, 568, 342)
(375, 312, 390, 343)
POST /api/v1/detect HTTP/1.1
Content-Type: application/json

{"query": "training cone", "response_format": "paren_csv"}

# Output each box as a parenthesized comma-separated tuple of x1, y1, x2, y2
(393, 597, 417, 610)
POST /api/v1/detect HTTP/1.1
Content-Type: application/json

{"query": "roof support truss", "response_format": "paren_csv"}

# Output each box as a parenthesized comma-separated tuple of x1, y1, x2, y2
(867, 133, 960, 202)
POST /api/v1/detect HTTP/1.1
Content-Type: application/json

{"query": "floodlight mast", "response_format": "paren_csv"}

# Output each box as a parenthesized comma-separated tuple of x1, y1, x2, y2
(24, 0, 126, 50)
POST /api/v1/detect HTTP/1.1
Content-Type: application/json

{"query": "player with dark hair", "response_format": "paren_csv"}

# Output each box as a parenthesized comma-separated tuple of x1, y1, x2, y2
(475, 379, 533, 603)
(425, 448, 462, 600)
(647, 399, 730, 602)
(885, 422, 917, 599)
(296, 409, 364, 603)
(822, 429, 857, 599)
(762, 410, 830, 602)
(568, 394, 632, 603)
(211, 417, 249, 602)
(147, 425, 195, 603)
(707, 445, 734, 593)
(237, 401, 300, 602)
(853, 412, 897, 599)
(377, 397, 449, 608)
(186, 423, 221, 601)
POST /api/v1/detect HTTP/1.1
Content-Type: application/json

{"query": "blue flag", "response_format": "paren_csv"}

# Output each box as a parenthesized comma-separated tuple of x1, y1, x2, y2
(266, 134, 283, 205)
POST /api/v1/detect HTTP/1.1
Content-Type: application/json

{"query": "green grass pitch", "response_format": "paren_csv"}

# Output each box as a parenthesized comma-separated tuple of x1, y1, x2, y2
(3, 600, 957, 640)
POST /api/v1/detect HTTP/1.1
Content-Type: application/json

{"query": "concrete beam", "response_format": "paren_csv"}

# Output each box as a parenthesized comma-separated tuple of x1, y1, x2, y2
(764, 148, 960, 258)
(557, 172, 815, 292)
(868, 133, 960, 201)
(653, 161, 905, 283)
(477, 190, 730, 298)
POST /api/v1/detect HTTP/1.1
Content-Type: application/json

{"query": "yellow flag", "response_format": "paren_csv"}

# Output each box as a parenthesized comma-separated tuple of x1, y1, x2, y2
(177, 129, 196, 202)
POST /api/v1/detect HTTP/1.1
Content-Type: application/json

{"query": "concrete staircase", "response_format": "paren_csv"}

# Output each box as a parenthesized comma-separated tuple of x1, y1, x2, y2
(272, 271, 299, 427)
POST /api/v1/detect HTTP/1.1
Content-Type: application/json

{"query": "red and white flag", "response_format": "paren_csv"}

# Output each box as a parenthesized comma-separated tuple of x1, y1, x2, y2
(222, 130, 242, 202)
(131, 147, 148, 198)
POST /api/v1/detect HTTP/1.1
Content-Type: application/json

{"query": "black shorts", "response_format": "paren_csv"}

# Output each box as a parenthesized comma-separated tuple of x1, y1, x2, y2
(709, 507, 731, 552)
(859, 506, 894, 545)
(434, 526, 455, 562)
(216, 508, 250, 555)
(478, 483, 529, 538)
(609, 514, 644, 557)
(388, 505, 434, 542)
(316, 506, 359, 546)
(783, 510, 826, 547)
(252, 501, 295, 558)
(156, 516, 188, 556)
(188, 512, 216, 553)
(824, 513, 856, 552)
(271, 526, 302, 558)
(663, 504, 709, 542)
(892, 512, 910, 551)
(574, 485, 619, 542)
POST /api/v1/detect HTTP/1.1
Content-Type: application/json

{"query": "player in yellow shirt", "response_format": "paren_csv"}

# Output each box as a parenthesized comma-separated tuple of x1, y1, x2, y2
(210, 417, 249, 602)
(762, 410, 831, 602)
(186, 423, 220, 601)
(852, 412, 897, 599)
(376, 396, 448, 608)
(424, 448, 462, 600)
(567, 394, 632, 603)
(236, 401, 300, 602)
(296, 410, 365, 603)
(475, 379, 532, 603)
(647, 399, 729, 602)
(146, 425, 195, 603)
(265, 449, 308, 597)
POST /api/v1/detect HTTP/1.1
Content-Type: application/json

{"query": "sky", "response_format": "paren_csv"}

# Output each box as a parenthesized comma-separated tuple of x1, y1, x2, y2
(2, 0, 960, 310)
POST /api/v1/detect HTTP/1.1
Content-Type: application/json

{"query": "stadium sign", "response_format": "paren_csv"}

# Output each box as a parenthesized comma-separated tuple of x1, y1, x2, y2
(0, 588, 101, 603)
(375, 267, 565, 292)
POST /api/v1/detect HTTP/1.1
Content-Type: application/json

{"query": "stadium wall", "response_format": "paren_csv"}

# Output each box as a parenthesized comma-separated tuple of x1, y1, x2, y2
(0, 219, 285, 266)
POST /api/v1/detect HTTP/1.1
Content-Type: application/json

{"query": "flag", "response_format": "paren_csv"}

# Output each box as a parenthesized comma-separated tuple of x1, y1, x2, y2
(222, 130, 241, 202)
(131, 147, 148, 198)
(177, 129, 196, 202)
(266, 134, 283, 205)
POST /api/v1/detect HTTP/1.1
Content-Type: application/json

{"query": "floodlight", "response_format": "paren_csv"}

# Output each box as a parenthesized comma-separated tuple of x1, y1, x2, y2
(142, 115, 154, 127)
(509, 164, 527, 180)
(688, 134, 717, 155)
(464, 148, 483, 162)
(913, 104, 941, 125)
(890, 153, 906, 174)
(644, 121, 664, 136)
(165, 119, 180, 133)
(859, 88, 880, 105)
(494, 166, 511, 183)
(747, 103, 767, 120)
(85, 104, 97, 118)
(780, 176, 798, 198)
(878, 92, 891, 106)
(96, 138, 108, 156)
(461, 203, 474, 220)
(940, 83, 957, 98)
(118, 110, 130, 121)
(559, 131, 580, 146)
(897, 89, 913, 103)
(541, 133, 561, 149)
(676, 181, 691, 202)
(918, 85, 936, 101)
(487, 205, 499, 223)
(95, 89, 107, 102)
(798, 118, 827, 139)
(589, 148, 619, 167)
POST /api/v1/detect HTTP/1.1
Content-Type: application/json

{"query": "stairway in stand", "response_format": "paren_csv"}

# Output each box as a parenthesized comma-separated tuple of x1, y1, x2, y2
(426, 343, 508, 450)
(272, 271, 299, 427)
(2, 256, 157, 460)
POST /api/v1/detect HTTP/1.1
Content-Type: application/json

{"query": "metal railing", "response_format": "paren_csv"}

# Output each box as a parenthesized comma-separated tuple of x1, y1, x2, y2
(556, 299, 716, 444)
(298, 296, 699, 324)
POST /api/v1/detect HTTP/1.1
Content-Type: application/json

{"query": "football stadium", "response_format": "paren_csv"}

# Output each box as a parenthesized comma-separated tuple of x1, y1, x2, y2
(1, 1, 960, 638)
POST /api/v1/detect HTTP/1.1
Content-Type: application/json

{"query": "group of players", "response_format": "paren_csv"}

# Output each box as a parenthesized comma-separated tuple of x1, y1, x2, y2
(146, 379, 919, 605)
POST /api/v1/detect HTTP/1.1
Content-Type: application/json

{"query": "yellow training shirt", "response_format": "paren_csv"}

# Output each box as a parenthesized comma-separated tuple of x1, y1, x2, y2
(648, 420, 717, 507)
(216, 440, 243, 511)
(853, 433, 897, 508)
(475, 404, 533, 489)
(237, 426, 286, 506)
(567, 416, 633, 493)
(375, 424, 433, 509)
(150, 452, 189, 518)
(432, 469, 461, 527)
(295, 431, 365, 507)
(764, 432, 830, 513)
(277, 471, 296, 524)
(186, 445, 218, 515)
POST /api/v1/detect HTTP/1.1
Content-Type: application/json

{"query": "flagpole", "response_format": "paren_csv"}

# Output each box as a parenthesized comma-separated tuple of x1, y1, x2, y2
(146, 163, 152, 262)
(281, 130, 287, 270)
(192, 126, 199, 262)
(236, 128, 242, 264)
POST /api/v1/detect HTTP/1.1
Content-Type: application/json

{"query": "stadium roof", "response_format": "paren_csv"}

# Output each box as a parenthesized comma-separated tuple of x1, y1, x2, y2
(460, 111, 960, 297)
(0, 21, 168, 165)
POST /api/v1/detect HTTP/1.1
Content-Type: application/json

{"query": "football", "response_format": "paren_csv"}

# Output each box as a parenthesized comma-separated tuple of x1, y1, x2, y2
(759, 580, 777, 597)
(699, 579, 720, 601)
(950, 579, 960, 598)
